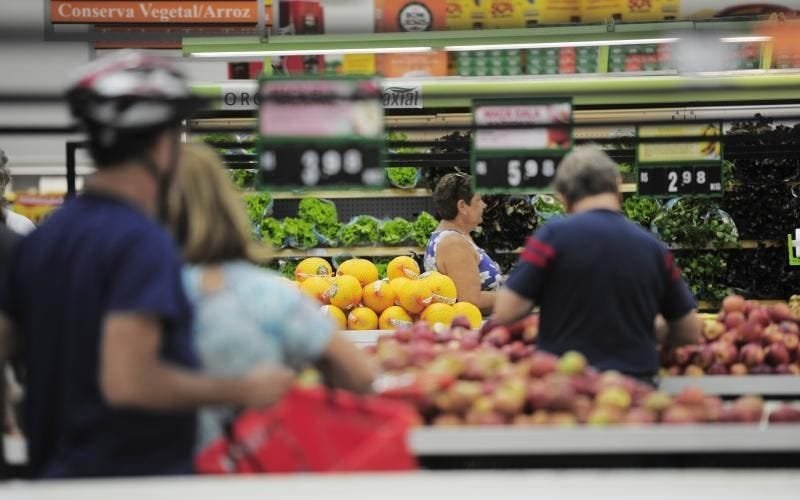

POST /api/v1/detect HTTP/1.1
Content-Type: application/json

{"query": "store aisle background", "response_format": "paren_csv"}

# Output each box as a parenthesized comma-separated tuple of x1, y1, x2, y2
(0, 0, 375, 191)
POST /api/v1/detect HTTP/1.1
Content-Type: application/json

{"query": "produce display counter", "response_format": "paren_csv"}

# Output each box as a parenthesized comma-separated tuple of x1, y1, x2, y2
(659, 376, 800, 398)
(342, 330, 391, 346)
(410, 424, 800, 468)
(410, 425, 799, 455)
(4, 470, 800, 500)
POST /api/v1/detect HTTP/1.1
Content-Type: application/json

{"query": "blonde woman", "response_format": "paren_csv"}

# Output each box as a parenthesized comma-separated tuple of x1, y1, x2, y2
(166, 144, 375, 449)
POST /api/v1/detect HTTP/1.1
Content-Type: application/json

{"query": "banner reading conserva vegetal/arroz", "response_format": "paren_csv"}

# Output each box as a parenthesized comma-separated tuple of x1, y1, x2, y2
(50, 1, 257, 24)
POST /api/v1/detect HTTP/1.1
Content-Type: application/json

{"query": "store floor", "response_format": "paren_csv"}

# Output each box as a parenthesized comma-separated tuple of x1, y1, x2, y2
(1, 470, 799, 499)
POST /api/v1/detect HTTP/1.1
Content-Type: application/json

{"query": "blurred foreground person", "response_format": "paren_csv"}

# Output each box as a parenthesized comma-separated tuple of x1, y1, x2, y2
(490, 145, 701, 384)
(0, 51, 291, 479)
(165, 144, 375, 449)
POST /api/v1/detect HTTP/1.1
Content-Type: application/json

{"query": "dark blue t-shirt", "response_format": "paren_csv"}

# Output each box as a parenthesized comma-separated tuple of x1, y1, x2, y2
(506, 209, 695, 377)
(3, 193, 198, 478)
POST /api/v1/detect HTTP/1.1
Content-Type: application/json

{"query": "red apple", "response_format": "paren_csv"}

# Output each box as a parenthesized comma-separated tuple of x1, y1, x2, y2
(766, 343, 791, 366)
(623, 408, 657, 425)
(703, 320, 726, 341)
(733, 395, 764, 423)
(572, 395, 594, 423)
(684, 365, 705, 377)
(450, 316, 472, 330)
(738, 320, 763, 343)
(710, 341, 738, 365)
(673, 345, 697, 366)
(690, 345, 715, 369)
(485, 326, 511, 347)
(394, 328, 412, 342)
(749, 363, 773, 375)
(730, 363, 748, 375)
(773, 364, 793, 375)
(707, 363, 729, 375)
(768, 303, 794, 323)
(433, 414, 464, 426)
(661, 405, 698, 424)
(529, 351, 559, 378)
(529, 410, 550, 426)
(723, 295, 746, 314)
(667, 366, 681, 376)
(460, 331, 481, 350)
(549, 412, 578, 427)
(778, 321, 800, 336)
(783, 333, 800, 351)
(642, 391, 673, 413)
(725, 311, 746, 330)
(587, 406, 622, 426)
(768, 404, 800, 423)
(761, 326, 785, 346)
(789, 363, 800, 375)
(720, 330, 739, 345)
(526, 380, 555, 410)
(739, 343, 765, 366)
(744, 300, 760, 315)
(675, 386, 706, 407)
(748, 307, 771, 327)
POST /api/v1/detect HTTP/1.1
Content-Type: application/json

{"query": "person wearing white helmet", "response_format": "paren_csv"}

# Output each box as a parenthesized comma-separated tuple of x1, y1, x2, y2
(0, 51, 294, 478)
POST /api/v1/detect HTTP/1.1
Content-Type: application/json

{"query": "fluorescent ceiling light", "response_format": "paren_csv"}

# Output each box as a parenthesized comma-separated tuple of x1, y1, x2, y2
(190, 46, 432, 58)
(720, 35, 772, 43)
(445, 37, 679, 51)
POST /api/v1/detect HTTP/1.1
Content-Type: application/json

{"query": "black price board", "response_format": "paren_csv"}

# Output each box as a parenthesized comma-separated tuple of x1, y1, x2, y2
(636, 122, 724, 198)
(637, 164, 723, 197)
(256, 76, 385, 191)
(258, 144, 384, 188)
(471, 98, 572, 194)
(473, 155, 563, 191)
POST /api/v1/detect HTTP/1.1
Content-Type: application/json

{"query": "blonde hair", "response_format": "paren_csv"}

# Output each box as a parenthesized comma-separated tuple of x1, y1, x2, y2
(167, 143, 271, 264)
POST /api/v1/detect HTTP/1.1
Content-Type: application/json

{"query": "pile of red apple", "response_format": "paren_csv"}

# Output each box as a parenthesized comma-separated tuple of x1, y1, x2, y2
(661, 295, 800, 376)
(369, 320, 777, 426)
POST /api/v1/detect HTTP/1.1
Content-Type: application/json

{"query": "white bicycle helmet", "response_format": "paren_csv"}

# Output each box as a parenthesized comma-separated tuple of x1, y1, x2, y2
(66, 50, 206, 147)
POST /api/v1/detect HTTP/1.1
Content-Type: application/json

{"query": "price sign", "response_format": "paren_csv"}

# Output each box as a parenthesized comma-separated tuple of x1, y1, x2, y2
(256, 77, 385, 191)
(472, 98, 572, 194)
(637, 164, 723, 196)
(258, 145, 384, 187)
(636, 122, 724, 198)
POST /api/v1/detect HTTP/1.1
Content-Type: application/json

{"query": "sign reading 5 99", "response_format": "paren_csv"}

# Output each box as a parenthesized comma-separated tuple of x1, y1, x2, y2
(471, 98, 572, 194)
(256, 77, 385, 191)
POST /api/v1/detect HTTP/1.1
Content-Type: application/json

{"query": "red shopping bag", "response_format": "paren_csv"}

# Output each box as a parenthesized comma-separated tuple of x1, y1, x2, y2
(195, 387, 419, 474)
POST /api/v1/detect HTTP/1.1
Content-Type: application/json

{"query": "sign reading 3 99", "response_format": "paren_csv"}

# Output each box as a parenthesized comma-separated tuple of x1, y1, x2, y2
(256, 77, 385, 191)
(259, 145, 383, 187)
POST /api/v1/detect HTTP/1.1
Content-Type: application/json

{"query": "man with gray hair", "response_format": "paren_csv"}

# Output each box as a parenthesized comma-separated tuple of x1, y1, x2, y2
(491, 145, 701, 384)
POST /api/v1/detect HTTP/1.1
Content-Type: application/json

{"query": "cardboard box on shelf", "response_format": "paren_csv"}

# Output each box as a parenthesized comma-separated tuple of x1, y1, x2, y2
(377, 51, 449, 77)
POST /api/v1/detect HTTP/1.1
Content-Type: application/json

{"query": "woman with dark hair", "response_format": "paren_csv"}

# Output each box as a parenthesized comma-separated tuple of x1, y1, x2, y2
(424, 173, 504, 314)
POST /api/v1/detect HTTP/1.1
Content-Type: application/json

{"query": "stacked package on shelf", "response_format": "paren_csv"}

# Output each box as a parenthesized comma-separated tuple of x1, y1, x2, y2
(526, 46, 599, 75)
(608, 43, 673, 73)
(456, 49, 522, 77)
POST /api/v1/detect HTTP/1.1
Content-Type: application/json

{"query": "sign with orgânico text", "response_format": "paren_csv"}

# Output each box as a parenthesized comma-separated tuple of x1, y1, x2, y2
(636, 122, 724, 197)
(471, 98, 573, 194)
(256, 77, 385, 191)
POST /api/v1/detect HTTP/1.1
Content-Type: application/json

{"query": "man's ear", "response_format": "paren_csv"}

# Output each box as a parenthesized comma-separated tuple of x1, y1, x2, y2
(150, 128, 179, 172)
(456, 198, 468, 212)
